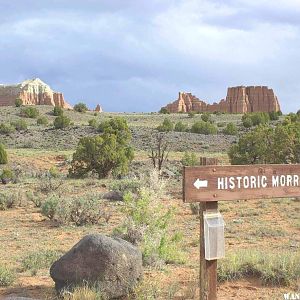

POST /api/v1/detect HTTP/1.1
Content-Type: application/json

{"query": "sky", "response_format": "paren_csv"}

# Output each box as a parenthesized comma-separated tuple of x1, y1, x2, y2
(0, 0, 299, 112)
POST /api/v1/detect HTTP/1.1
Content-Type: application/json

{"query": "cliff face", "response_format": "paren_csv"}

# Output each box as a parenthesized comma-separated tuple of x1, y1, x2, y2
(164, 86, 281, 113)
(0, 78, 72, 108)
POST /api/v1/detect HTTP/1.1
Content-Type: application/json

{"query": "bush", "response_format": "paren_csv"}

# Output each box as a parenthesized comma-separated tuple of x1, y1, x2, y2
(269, 111, 279, 121)
(70, 118, 133, 178)
(0, 123, 16, 134)
(174, 121, 188, 132)
(242, 117, 253, 128)
(229, 122, 300, 164)
(53, 106, 64, 116)
(0, 168, 14, 184)
(88, 119, 97, 128)
(115, 188, 185, 266)
(201, 112, 211, 122)
(69, 134, 134, 178)
(157, 118, 174, 132)
(37, 116, 49, 126)
(15, 98, 23, 107)
(0, 265, 15, 286)
(74, 102, 88, 113)
(0, 192, 16, 210)
(159, 107, 170, 114)
(0, 144, 8, 164)
(41, 194, 105, 226)
(11, 119, 27, 131)
(242, 112, 269, 127)
(181, 152, 198, 166)
(53, 115, 71, 129)
(20, 106, 39, 118)
(223, 122, 238, 135)
(188, 111, 196, 118)
(191, 121, 217, 135)
(109, 178, 141, 196)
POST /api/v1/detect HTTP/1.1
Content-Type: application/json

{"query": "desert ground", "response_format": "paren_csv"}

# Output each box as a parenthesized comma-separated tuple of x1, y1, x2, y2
(0, 106, 299, 300)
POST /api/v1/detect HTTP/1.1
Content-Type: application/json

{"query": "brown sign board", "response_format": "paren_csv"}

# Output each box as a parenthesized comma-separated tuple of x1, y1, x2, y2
(183, 164, 300, 202)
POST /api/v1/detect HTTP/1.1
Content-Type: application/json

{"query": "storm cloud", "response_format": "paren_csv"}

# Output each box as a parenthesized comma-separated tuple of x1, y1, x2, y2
(0, 0, 299, 112)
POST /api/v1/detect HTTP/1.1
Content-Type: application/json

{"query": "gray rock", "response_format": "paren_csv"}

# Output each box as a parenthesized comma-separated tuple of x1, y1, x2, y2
(102, 191, 123, 201)
(50, 234, 143, 299)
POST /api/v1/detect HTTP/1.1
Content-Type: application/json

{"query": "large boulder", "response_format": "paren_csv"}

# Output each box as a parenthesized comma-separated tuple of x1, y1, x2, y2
(50, 234, 143, 299)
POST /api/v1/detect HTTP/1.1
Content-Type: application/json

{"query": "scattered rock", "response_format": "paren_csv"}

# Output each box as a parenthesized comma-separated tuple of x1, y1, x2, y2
(3, 296, 39, 300)
(50, 234, 143, 298)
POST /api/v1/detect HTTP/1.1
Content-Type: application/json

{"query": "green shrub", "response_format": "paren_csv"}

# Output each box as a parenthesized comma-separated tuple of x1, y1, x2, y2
(41, 196, 59, 220)
(15, 98, 23, 107)
(88, 119, 97, 128)
(157, 118, 174, 132)
(0, 144, 8, 164)
(0, 168, 14, 184)
(0, 123, 16, 134)
(159, 107, 170, 114)
(218, 250, 300, 286)
(223, 122, 238, 135)
(109, 178, 141, 195)
(191, 121, 217, 135)
(11, 119, 27, 131)
(201, 112, 211, 122)
(242, 112, 269, 127)
(37, 116, 49, 126)
(188, 111, 196, 118)
(74, 102, 88, 113)
(53, 106, 64, 116)
(181, 152, 198, 166)
(229, 122, 300, 164)
(115, 188, 185, 266)
(53, 115, 71, 129)
(20, 106, 39, 118)
(269, 111, 279, 121)
(70, 118, 134, 178)
(41, 194, 104, 226)
(69, 134, 134, 178)
(26, 191, 44, 208)
(0, 192, 16, 210)
(174, 121, 188, 132)
(22, 250, 62, 275)
(242, 117, 253, 128)
(0, 265, 15, 286)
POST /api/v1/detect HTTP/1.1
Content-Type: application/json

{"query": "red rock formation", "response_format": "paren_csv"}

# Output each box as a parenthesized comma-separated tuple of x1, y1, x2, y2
(163, 86, 281, 113)
(0, 78, 72, 109)
(94, 104, 103, 112)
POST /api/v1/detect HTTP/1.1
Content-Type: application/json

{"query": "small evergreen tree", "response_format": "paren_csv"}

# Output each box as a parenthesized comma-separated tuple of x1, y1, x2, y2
(74, 102, 88, 113)
(223, 122, 238, 135)
(191, 121, 217, 135)
(37, 116, 49, 126)
(53, 106, 63, 116)
(53, 115, 71, 129)
(20, 106, 39, 118)
(157, 118, 174, 132)
(174, 121, 188, 132)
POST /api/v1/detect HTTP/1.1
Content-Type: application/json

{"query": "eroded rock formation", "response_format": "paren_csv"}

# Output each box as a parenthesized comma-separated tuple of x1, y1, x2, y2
(94, 104, 103, 112)
(0, 78, 72, 108)
(163, 86, 281, 113)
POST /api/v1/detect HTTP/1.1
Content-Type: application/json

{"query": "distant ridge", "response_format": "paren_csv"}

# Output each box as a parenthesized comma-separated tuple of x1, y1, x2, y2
(162, 86, 281, 113)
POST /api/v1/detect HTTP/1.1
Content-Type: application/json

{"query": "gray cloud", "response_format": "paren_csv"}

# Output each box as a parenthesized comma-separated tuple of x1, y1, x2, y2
(0, 0, 299, 112)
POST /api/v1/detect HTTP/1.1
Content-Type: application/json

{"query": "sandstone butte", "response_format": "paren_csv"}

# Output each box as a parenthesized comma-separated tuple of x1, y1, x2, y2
(94, 104, 103, 112)
(163, 86, 281, 113)
(0, 78, 72, 109)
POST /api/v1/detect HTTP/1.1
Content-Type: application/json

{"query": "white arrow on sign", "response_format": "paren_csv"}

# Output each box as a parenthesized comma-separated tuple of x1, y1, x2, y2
(193, 178, 208, 189)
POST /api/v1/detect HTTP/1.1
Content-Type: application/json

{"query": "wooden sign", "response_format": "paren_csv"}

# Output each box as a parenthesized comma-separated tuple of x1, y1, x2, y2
(184, 164, 300, 202)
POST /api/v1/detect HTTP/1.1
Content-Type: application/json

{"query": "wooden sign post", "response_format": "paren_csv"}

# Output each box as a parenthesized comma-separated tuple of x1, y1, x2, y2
(183, 163, 300, 300)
